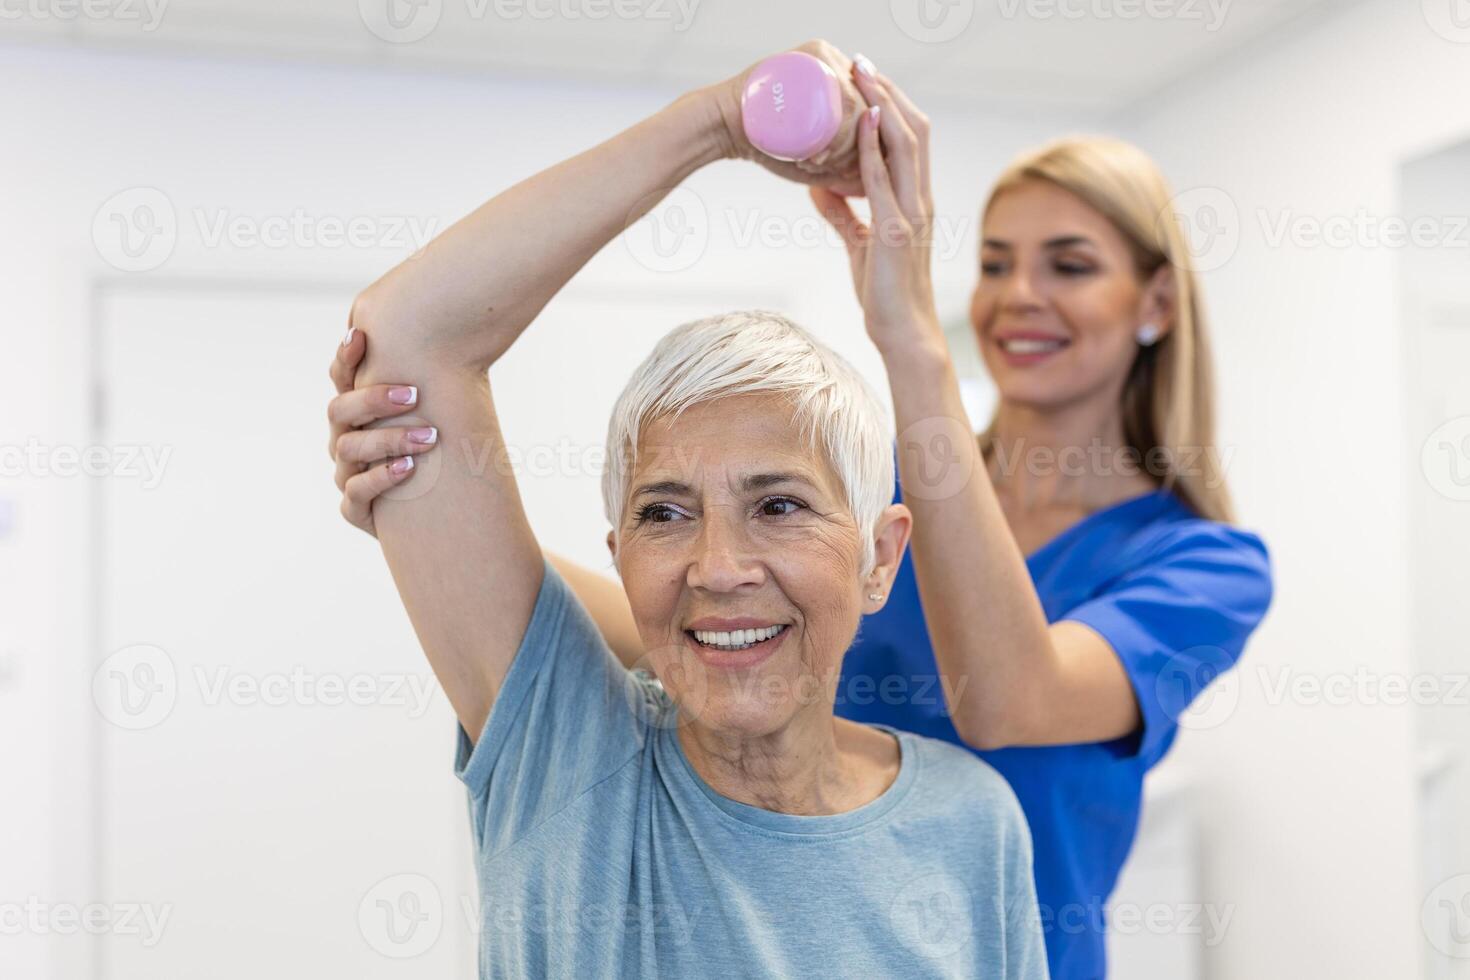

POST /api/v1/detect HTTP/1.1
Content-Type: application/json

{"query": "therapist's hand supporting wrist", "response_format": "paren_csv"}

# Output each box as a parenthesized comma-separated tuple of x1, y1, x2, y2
(809, 58, 946, 362)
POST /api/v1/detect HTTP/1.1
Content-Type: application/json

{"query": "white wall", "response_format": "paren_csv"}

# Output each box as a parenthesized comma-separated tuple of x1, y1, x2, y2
(1112, 3, 1470, 977)
(1401, 139, 1470, 980)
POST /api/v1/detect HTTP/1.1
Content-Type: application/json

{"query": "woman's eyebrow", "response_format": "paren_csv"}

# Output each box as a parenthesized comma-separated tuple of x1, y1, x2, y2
(631, 472, 816, 498)
(631, 479, 693, 499)
(1043, 235, 1096, 249)
(981, 235, 1095, 250)
(741, 472, 816, 493)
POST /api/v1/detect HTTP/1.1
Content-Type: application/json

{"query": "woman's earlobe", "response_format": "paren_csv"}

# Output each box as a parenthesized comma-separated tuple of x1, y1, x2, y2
(1143, 265, 1178, 334)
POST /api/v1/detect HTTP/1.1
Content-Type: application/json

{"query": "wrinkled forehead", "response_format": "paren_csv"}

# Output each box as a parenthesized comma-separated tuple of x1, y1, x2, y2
(628, 394, 839, 499)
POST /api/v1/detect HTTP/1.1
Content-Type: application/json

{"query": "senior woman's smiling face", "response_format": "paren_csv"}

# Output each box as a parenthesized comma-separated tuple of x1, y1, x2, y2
(610, 390, 870, 737)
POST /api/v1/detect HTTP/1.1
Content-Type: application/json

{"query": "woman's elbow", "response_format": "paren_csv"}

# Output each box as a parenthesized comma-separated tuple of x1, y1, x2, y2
(347, 286, 450, 378)
(346, 287, 388, 350)
(348, 286, 407, 352)
(953, 711, 1021, 752)
(349, 283, 509, 375)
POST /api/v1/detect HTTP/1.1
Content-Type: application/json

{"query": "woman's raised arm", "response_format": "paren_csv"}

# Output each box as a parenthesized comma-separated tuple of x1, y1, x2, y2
(352, 39, 863, 379)
(812, 64, 1143, 751)
(339, 42, 863, 744)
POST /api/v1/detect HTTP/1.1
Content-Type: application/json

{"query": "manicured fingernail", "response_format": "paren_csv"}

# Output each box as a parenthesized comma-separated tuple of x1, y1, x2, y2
(854, 53, 876, 79)
(341, 326, 355, 347)
(408, 426, 437, 445)
(390, 456, 415, 475)
(866, 105, 881, 125)
(387, 385, 417, 406)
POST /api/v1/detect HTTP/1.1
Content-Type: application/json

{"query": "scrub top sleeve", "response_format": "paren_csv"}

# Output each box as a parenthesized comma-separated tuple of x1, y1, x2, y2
(1061, 522, 1274, 768)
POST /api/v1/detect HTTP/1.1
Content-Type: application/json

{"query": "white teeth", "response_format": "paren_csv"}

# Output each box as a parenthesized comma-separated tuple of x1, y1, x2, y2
(691, 624, 786, 650)
(1000, 338, 1066, 354)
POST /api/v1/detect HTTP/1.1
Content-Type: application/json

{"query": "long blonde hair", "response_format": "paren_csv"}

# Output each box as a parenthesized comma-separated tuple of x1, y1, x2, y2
(977, 135, 1235, 523)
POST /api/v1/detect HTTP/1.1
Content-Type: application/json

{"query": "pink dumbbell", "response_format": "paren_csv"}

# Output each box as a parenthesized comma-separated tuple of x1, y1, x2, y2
(740, 52, 843, 163)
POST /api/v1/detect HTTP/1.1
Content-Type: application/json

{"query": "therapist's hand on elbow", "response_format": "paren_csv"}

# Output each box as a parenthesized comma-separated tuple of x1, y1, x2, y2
(327, 328, 438, 537)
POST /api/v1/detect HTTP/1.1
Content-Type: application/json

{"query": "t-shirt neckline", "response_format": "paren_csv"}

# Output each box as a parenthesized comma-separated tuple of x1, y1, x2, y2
(659, 720, 919, 838)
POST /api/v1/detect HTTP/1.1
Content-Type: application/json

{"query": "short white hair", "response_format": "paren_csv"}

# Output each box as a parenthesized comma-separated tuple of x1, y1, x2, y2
(601, 310, 895, 578)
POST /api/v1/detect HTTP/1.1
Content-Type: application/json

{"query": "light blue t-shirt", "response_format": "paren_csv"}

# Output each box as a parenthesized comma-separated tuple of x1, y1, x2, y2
(454, 557, 1049, 979)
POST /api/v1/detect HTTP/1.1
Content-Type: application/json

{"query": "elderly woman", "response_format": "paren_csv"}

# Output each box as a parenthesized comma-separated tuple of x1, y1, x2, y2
(329, 42, 1046, 978)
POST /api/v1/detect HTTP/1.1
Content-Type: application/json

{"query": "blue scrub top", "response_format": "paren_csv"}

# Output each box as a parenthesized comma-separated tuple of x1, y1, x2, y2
(836, 465, 1274, 980)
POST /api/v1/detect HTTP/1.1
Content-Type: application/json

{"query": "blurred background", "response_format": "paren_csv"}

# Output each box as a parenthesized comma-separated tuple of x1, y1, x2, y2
(2, 1, 1468, 977)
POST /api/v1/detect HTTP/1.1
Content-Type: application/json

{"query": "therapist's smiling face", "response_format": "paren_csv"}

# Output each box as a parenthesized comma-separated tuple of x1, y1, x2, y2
(608, 391, 867, 738)
(969, 178, 1170, 410)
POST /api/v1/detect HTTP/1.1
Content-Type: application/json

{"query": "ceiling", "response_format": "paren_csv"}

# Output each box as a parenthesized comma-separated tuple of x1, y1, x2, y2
(2, 0, 1344, 113)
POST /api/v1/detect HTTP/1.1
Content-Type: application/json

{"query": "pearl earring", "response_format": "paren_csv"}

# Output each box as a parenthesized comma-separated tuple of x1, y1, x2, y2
(868, 592, 884, 601)
(1136, 323, 1161, 346)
